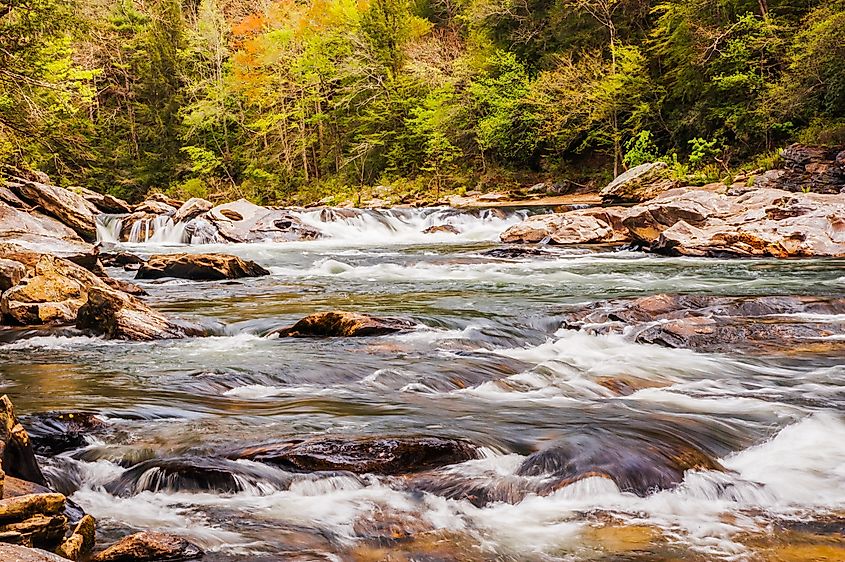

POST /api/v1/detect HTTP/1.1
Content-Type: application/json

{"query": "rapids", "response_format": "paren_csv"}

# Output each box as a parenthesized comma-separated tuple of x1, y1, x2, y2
(2, 207, 844, 560)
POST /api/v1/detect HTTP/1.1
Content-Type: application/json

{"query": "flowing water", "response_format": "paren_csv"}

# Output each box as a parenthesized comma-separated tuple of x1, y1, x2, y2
(2, 207, 844, 561)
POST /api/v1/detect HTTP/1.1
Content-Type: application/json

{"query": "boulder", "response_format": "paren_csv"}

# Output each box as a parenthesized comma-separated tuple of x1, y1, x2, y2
(208, 199, 320, 243)
(232, 436, 478, 475)
(76, 287, 203, 341)
(0, 544, 68, 561)
(0, 201, 91, 255)
(753, 144, 845, 194)
(21, 412, 106, 456)
(501, 207, 630, 245)
(423, 224, 460, 235)
(76, 187, 132, 214)
(267, 311, 414, 338)
(172, 198, 212, 224)
(0, 255, 108, 325)
(0, 258, 26, 291)
(560, 294, 845, 353)
(600, 162, 680, 204)
(0, 395, 47, 485)
(0, 494, 65, 522)
(91, 532, 202, 562)
(55, 514, 96, 561)
(135, 254, 270, 281)
(133, 200, 177, 216)
(5, 179, 98, 241)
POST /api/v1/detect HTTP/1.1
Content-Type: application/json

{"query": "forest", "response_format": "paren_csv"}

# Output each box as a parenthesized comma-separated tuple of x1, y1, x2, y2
(1, 0, 844, 205)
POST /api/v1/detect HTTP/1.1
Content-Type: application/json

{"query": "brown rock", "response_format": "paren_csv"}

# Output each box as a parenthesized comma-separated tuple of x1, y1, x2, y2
(0, 513, 68, 549)
(76, 287, 203, 341)
(55, 514, 96, 560)
(0, 494, 65, 521)
(135, 254, 270, 281)
(76, 187, 132, 214)
(91, 532, 202, 562)
(172, 198, 212, 224)
(500, 207, 630, 245)
(753, 143, 845, 194)
(22, 412, 106, 456)
(5, 179, 98, 241)
(560, 294, 845, 353)
(0, 255, 108, 325)
(0, 395, 47, 486)
(268, 311, 414, 338)
(0, 543, 68, 561)
(233, 436, 478, 475)
(0, 258, 26, 291)
(423, 224, 460, 235)
(600, 162, 680, 204)
(208, 199, 320, 243)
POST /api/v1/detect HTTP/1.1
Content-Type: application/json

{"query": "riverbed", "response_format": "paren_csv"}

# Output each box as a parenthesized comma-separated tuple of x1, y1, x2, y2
(2, 207, 844, 561)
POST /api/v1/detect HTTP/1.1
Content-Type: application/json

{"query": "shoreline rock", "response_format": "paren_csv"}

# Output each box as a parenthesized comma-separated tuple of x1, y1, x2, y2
(135, 253, 270, 281)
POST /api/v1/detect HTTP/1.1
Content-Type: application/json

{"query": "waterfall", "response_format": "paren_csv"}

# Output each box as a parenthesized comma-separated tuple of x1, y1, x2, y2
(95, 214, 124, 244)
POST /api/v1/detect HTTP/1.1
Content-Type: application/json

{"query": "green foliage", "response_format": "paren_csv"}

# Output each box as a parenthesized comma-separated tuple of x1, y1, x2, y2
(688, 137, 722, 168)
(623, 131, 661, 168)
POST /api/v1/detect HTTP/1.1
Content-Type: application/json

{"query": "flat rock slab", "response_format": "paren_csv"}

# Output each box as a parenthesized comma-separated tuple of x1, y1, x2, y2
(92, 532, 203, 562)
(0, 544, 68, 561)
(232, 436, 478, 475)
(135, 253, 269, 281)
(560, 294, 845, 353)
(268, 311, 415, 338)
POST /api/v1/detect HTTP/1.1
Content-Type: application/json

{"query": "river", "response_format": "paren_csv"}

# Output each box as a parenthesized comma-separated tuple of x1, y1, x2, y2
(1, 207, 844, 561)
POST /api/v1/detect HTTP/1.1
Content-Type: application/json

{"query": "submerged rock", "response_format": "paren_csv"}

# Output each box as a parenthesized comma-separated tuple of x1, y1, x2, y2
(233, 436, 478, 475)
(560, 294, 845, 353)
(135, 253, 270, 281)
(5, 179, 98, 241)
(267, 311, 414, 338)
(423, 224, 460, 235)
(480, 247, 552, 259)
(500, 207, 630, 245)
(600, 162, 680, 204)
(208, 199, 320, 243)
(91, 532, 202, 562)
(21, 412, 106, 456)
(76, 287, 203, 341)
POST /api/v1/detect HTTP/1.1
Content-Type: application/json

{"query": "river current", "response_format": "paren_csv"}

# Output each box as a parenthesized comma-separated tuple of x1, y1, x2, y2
(1, 207, 844, 561)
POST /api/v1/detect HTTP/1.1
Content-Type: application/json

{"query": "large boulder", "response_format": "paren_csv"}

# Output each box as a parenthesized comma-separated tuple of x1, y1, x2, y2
(600, 162, 680, 204)
(5, 179, 98, 241)
(232, 436, 478, 475)
(135, 254, 269, 281)
(267, 311, 414, 338)
(0, 255, 108, 325)
(172, 198, 213, 224)
(560, 294, 845, 353)
(76, 187, 132, 214)
(76, 287, 203, 341)
(753, 144, 845, 194)
(500, 207, 630, 244)
(0, 201, 91, 255)
(208, 199, 320, 243)
(91, 532, 202, 562)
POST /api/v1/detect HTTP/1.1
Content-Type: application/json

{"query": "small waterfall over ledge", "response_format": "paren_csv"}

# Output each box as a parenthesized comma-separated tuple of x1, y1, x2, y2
(96, 214, 189, 244)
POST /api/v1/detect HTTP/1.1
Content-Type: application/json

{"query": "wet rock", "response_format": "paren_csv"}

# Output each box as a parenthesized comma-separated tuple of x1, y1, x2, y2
(105, 457, 292, 496)
(500, 207, 630, 245)
(101, 277, 148, 297)
(0, 255, 108, 325)
(480, 246, 552, 259)
(98, 252, 145, 269)
(91, 532, 203, 562)
(0, 202, 91, 255)
(117, 211, 172, 242)
(0, 258, 26, 291)
(0, 395, 47, 486)
(135, 253, 270, 281)
(560, 294, 845, 353)
(233, 436, 478, 475)
(423, 224, 460, 235)
(0, 494, 65, 521)
(515, 433, 722, 496)
(76, 287, 203, 341)
(208, 199, 320, 243)
(55, 514, 96, 560)
(600, 162, 680, 204)
(21, 412, 105, 456)
(319, 208, 361, 222)
(0, 513, 68, 549)
(172, 198, 212, 224)
(267, 311, 414, 338)
(76, 187, 132, 214)
(5, 179, 98, 241)
(182, 218, 222, 245)
(753, 143, 845, 194)
(0, 544, 68, 561)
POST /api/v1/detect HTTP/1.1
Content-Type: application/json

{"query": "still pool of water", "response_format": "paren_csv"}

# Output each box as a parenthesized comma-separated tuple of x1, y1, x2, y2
(2, 208, 844, 560)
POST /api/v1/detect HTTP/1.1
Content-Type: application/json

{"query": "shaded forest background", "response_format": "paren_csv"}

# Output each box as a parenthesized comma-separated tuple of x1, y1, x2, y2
(1, 0, 844, 204)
